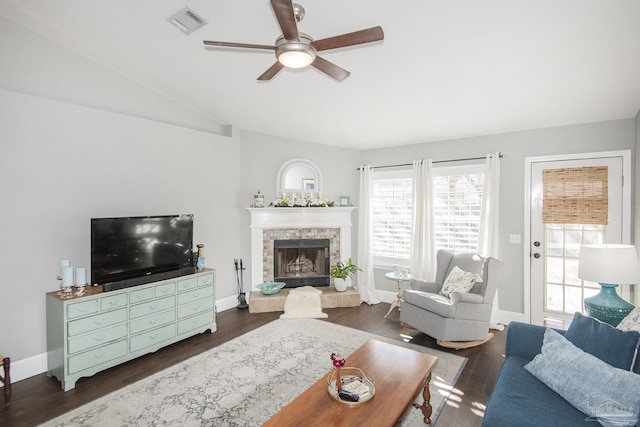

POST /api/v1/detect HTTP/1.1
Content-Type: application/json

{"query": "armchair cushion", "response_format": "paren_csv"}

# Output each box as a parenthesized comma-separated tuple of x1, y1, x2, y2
(439, 266, 481, 297)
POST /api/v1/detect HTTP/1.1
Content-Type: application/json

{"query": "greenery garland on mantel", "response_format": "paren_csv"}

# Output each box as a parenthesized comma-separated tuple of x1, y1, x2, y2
(269, 194, 337, 208)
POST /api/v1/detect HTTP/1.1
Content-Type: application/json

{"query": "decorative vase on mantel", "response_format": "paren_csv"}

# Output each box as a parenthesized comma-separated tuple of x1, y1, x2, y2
(334, 278, 348, 292)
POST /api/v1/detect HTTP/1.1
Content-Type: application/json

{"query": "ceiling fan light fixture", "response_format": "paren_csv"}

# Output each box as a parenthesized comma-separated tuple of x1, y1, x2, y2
(275, 34, 316, 68)
(278, 50, 315, 68)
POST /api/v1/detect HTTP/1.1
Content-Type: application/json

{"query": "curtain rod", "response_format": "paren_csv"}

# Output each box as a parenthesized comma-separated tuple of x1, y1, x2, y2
(357, 152, 504, 170)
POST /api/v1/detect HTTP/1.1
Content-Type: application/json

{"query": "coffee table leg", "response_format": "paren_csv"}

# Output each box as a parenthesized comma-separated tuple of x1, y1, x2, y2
(412, 372, 432, 424)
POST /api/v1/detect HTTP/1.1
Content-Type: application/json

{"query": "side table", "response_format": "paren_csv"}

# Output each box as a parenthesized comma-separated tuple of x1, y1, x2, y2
(384, 272, 413, 318)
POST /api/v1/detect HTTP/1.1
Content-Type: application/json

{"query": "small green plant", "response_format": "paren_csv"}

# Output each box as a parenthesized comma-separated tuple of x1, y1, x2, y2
(330, 258, 362, 280)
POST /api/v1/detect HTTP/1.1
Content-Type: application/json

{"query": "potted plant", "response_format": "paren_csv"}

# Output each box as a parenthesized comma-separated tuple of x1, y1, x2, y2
(330, 258, 361, 292)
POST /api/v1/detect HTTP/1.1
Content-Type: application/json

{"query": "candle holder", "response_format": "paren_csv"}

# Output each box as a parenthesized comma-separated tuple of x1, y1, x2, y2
(74, 283, 88, 297)
(56, 276, 74, 298)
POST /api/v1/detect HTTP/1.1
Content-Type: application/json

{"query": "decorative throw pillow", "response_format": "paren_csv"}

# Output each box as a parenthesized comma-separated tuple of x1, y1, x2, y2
(439, 266, 480, 298)
(564, 312, 640, 372)
(525, 329, 640, 427)
(618, 306, 640, 333)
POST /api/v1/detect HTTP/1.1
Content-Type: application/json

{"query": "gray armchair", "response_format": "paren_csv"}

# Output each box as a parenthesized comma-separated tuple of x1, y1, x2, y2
(399, 249, 505, 345)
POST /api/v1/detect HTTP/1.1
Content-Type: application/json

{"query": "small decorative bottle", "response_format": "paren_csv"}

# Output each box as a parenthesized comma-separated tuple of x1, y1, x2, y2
(254, 190, 264, 208)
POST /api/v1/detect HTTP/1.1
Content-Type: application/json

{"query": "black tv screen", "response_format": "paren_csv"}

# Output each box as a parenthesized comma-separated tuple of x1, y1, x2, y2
(91, 214, 194, 290)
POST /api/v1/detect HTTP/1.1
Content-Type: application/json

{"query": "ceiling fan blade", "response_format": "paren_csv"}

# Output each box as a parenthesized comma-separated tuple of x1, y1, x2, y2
(257, 62, 285, 81)
(312, 26, 384, 52)
(311, 56, 350, 81)
(270, 0, 299, 41)
(203, 40, 275, 50)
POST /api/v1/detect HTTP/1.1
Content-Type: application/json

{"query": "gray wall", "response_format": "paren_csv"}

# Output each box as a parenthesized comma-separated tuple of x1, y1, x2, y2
(635, 108, 640, 305)
(0, 88, 242, 362)
(360, 119, 637, 314)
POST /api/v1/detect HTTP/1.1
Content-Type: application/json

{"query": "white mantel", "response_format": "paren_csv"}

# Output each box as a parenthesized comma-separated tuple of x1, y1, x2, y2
(247, 207, 356, 291)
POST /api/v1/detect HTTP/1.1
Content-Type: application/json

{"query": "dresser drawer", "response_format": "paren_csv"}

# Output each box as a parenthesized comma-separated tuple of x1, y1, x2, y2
(130, 324, 175, 352)
(68, 340, 127, 374)
(197, 273, 214, 287)
(68, 324, 128, 354)
(68, 308, 127, 337)
(130, 309, 175, 335)
(178, 299, 213, 319)
(177, 277, 197, 292)
(177, 286, 214, 306)
(100, 293, 127, 311)
(178, 311, 214, 335)
(67, 300, 98, 319)
(130, 296, 175, 319)
(129, 287, 154, 303)
(154, 282, 176, 297)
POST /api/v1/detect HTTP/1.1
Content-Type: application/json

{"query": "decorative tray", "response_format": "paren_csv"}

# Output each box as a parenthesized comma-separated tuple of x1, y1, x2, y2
(327, 367, 375, 405)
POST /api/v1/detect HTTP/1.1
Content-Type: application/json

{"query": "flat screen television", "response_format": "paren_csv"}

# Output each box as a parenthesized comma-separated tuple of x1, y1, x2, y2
(91, 214, 195, 292)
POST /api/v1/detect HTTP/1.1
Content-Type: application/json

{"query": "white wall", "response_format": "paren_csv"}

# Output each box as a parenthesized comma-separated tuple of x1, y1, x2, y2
(0, 89, 242, 368)
(635, 108, 640, 305)
(360, 119, 637, 318)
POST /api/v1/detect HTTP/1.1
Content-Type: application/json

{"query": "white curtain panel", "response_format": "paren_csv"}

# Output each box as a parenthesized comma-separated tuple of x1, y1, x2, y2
(410, 159, 436, 281)
(478, 153, 502, 327)
(357, 165, 381, 305)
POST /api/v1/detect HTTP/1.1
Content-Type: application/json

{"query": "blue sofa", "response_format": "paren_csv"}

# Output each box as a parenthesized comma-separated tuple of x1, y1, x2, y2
(483, 315, 640, 427)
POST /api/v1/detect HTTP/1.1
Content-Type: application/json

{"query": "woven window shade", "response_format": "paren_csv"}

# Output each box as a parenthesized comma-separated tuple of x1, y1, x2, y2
(542, 166, 608, 224)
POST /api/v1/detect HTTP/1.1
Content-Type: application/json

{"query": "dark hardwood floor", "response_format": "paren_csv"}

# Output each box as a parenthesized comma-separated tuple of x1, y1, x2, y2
(0, 303, 506, 427)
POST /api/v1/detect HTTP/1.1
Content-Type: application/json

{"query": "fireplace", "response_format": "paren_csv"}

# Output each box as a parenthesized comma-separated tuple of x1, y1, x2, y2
(274, 239, 330, 288)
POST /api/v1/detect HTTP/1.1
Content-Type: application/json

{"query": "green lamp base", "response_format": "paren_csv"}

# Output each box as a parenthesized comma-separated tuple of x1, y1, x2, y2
(584, 283, 634, 327)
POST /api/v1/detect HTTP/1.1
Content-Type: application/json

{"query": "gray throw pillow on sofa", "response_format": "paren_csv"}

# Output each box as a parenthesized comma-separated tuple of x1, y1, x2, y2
(525, 328, 640, 427)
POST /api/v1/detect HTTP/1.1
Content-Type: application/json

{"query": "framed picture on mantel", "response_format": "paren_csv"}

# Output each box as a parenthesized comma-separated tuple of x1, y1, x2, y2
(339, 196, 350, 207)
(302, 178, 315, 191)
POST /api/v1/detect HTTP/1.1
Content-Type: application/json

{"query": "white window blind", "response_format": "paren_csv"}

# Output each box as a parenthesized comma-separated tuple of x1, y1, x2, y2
(433, 165, 484, 253)
(372, 170, 412, 261)
(371, 164, 485, 264)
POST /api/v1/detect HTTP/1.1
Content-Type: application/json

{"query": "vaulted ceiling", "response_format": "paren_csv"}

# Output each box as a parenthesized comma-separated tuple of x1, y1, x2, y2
(2, 0, 640, 149)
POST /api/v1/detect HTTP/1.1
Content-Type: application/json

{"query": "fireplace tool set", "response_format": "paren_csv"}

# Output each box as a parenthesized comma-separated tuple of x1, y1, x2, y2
(234, 258, 248, 309)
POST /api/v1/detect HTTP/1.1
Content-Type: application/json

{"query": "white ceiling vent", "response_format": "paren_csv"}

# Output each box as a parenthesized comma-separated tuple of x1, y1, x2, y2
(168, 8, 208, 34)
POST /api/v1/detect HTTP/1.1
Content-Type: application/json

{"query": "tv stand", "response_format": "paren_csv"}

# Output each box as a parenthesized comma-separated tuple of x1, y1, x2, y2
(46, 268, 216, 391)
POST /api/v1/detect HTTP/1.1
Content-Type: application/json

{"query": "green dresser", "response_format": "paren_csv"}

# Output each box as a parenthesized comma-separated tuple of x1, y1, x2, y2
(46, 269, 216, 391)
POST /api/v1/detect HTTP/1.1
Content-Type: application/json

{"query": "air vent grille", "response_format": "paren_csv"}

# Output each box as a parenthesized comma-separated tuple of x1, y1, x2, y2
(168, 8, 208, 34)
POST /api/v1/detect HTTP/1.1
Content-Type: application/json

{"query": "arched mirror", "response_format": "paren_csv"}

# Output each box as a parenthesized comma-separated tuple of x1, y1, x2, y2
(277, 158, 322, 196)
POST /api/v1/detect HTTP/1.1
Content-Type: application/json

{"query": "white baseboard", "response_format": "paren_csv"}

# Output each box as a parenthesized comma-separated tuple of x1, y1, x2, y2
(10, 352, 47, 383)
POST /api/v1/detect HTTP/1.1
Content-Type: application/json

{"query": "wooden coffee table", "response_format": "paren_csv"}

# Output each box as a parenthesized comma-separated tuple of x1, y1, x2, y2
(263, 339, 439, 426)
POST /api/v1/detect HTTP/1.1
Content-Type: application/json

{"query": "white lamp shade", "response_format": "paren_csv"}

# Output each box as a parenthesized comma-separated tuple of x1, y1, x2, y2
(578, 244, 639, 285)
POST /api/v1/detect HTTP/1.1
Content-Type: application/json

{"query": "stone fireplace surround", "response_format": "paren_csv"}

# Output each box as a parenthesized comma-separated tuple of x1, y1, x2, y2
(247, 207, 356, 293)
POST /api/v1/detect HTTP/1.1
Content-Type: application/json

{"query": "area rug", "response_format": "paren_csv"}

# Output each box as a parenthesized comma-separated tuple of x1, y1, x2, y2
(40, 319, 467, 427)
(280, 286, 327, 319)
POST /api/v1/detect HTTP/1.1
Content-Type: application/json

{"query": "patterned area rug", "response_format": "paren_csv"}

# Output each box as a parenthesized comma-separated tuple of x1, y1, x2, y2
(40, 319, 467, 426)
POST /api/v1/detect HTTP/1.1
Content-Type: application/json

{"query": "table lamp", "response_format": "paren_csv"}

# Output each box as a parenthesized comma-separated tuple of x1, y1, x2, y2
(578, 244, 638, 326)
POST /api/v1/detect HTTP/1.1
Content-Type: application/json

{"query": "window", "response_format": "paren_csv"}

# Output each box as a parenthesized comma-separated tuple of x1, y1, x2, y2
(372, 170, 412, 265)
(371, 164, 485, 266)
(433, 165, 485, 253)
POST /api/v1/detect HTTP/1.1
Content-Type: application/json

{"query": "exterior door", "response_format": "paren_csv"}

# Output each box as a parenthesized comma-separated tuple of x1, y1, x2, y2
(529, 153, 630, 325)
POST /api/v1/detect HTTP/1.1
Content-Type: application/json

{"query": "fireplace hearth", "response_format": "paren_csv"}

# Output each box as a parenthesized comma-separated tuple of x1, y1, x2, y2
(274, 239, 330, 288)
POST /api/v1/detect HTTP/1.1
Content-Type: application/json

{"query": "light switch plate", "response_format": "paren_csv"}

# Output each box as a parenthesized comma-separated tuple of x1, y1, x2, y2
(509, 234, 521, 244)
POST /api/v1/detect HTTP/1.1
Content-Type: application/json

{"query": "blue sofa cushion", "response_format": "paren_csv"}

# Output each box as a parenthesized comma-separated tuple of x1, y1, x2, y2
(483, 355, 591, 426)
(525, 329, 640, 427)
(564, 312, 640, 372)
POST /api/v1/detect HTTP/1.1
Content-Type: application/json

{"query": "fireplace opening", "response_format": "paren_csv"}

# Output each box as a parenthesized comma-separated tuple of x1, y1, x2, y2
(274, 239, 330, 288)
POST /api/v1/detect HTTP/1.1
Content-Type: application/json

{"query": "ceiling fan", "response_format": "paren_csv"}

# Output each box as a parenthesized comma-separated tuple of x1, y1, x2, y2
(203, 0, 384, 81)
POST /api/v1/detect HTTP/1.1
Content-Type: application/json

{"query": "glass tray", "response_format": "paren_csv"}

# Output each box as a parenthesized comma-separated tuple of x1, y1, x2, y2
(327, 367, 375, 405)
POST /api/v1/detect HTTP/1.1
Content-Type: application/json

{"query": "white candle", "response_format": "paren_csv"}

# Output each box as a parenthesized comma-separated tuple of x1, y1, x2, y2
(62, 266, 74, 286)
(59, 259, 70, 277)
(75, 267, 86, 286)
